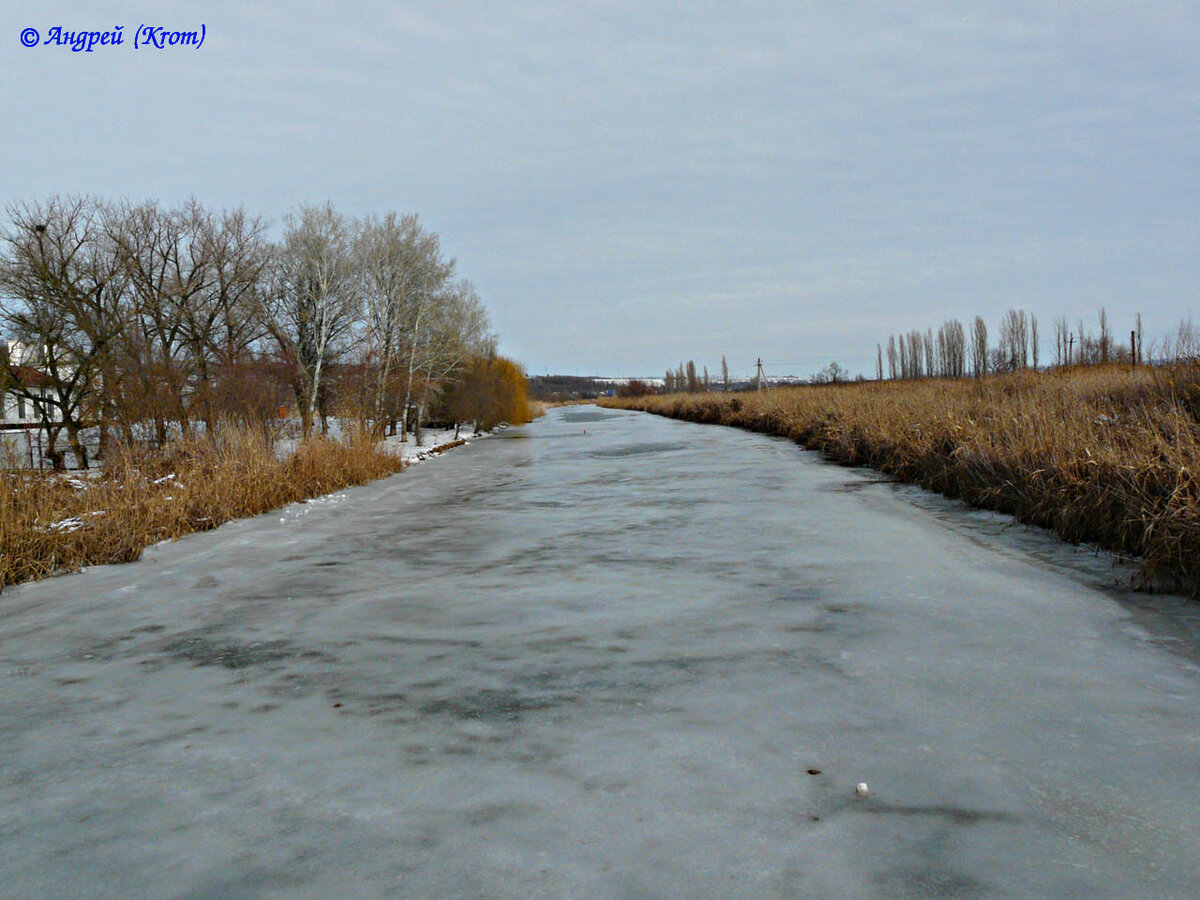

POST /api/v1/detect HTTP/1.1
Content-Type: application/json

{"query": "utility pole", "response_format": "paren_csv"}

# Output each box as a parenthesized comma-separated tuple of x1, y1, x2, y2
(755, 358, 767, 392)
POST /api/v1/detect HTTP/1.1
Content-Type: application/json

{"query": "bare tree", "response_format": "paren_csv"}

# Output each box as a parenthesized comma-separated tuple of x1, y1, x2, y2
(1030, 314, 1039, 370)
(998, 309, 1029, 371)
(356, 212, 447, 436)
(1172, 317, 1199, 362)
(905, 331, 924, 378)
(1052, 316, 1069, 366)
(192, 207, 272, 429)
(108, 198, 215, 442)
(949, 319, 966, 377)
(268, 203, 356, 437)
(395, 224, 456, 440)
(410, 278, 490, 446)
(971, 316, 988, 377)
(721, 355, 729, 392)
(0, 196, 128, 468)
(815, 360, 844, 384)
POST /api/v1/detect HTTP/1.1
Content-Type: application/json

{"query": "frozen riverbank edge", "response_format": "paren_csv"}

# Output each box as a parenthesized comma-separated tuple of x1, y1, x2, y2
(1, 424, 501, 589)
(601, 378, 1200, 598)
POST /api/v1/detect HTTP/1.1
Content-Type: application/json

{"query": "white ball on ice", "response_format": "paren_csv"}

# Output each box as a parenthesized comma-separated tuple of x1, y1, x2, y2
(855, 782, 869, 797)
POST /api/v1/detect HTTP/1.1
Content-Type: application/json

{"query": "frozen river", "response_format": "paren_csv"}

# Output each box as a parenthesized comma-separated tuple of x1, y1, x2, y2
(2, 406, 1199, 898)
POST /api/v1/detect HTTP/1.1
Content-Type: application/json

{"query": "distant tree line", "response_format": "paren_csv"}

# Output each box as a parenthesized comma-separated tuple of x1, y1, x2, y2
(877, 307, 1165, 382)
(649, 309, 1191, 401)
(0, 196, 529, 467)
(527, 375, 614, 402)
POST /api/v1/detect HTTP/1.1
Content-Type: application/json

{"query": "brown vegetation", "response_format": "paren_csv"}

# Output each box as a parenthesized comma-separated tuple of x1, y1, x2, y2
(438, 355, 534, 431)
(616, 379, 654, 398)
(602, 364, 1200, 594)
(0, 425, 406, 588)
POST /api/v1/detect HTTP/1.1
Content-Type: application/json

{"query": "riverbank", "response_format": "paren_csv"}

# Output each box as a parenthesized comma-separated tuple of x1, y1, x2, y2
(601, 364, 1200, 595)
(0, 425, 484, 588)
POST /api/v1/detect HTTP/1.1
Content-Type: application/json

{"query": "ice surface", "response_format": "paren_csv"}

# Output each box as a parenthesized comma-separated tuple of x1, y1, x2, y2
(1, 407, 1199, 898)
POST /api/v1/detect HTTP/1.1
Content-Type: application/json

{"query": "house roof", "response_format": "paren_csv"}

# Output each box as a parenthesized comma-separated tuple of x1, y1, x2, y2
(4, 365, 55, 390)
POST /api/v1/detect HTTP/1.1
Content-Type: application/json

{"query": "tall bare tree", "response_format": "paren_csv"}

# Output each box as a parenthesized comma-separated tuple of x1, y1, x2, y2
(998, 308, 1029, 371)
(410, 278, 490, 445)
(0, 196, 128, 468)
(394, 224, 455, 440)
(971, 316, 988, 377)
(1052, 316, 1069, 366)
(268, 203, 355, 437)
(356, 212, 447, 436)
(108, 198, 217, 441)
(190, 207, 272, 430)
(1097, 307, 1110, 364)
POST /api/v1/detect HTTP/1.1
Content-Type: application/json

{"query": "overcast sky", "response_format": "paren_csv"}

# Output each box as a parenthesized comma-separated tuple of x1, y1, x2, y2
(3, 1, 1197, 377)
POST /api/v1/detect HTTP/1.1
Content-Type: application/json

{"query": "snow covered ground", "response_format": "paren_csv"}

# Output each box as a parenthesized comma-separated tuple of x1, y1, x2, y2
(271, 420, 502, 467)
(379, 423, 500, 464)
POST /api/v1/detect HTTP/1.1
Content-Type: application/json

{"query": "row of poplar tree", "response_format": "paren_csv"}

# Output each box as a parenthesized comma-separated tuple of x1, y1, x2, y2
(876, 308, 1147, 380)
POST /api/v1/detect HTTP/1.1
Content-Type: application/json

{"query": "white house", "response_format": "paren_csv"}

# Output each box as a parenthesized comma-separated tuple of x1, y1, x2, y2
(2, 340, 61, 467)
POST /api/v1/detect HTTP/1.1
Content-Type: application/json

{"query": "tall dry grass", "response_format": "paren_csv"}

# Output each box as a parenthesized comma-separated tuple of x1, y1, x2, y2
(1, 424, 405, 588)
(602, 364, 1200, 594)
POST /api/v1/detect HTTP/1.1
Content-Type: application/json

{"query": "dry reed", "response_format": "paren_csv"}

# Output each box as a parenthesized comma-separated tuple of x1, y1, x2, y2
(1, 424, 406, 588)
(602, 364, 1200, 594)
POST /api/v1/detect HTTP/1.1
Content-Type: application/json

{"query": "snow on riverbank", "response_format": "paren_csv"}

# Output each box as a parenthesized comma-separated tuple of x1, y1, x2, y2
(272, 422, 503, 466)
(384, 424, 504, 464)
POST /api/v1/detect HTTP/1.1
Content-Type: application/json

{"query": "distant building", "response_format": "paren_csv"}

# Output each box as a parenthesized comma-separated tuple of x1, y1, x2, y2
(2, 341, 62, 468)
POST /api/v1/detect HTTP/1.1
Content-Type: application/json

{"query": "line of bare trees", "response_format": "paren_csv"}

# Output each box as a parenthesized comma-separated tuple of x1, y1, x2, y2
(877, 307, 1167, 382)
(0, 196, 510, 467)
(881, 319, 970, 380)
(663, 360, 712, 393)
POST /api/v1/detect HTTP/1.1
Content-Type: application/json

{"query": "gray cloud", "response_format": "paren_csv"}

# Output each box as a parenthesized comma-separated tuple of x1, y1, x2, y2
(2, 1, 1197, 376)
